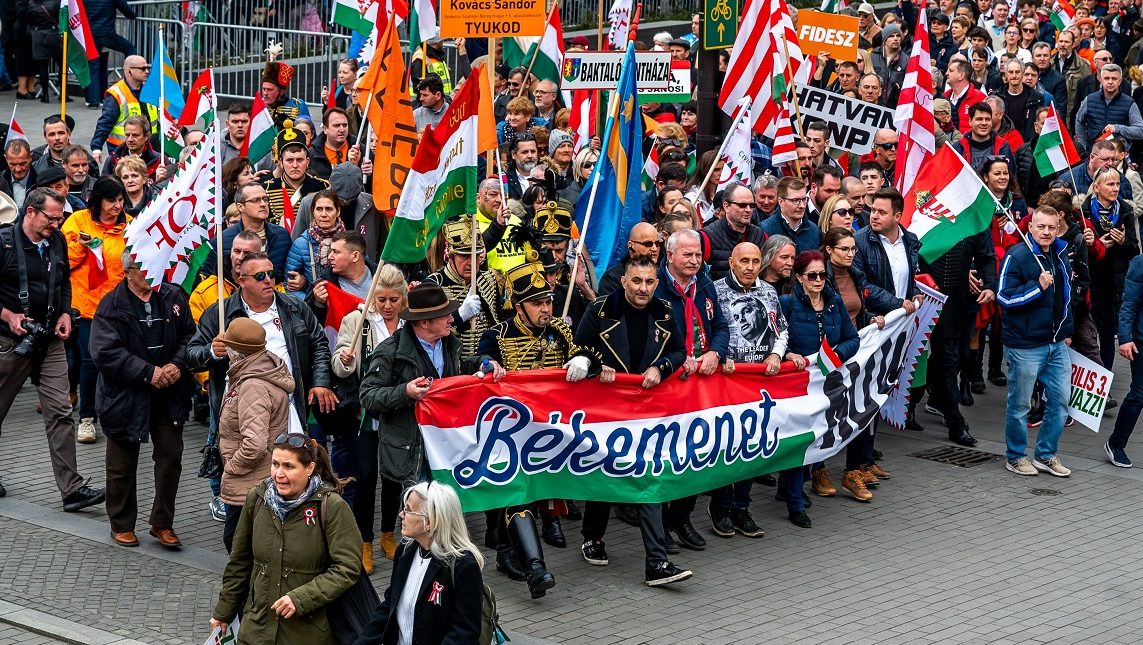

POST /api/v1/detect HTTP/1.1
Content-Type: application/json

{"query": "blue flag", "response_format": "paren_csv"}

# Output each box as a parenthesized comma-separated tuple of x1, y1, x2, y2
(138, 32, 184, 120)
(573, 42, 644, 272)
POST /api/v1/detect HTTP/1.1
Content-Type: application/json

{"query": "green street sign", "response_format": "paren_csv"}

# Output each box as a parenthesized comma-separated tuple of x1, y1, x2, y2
(703, 0, 738, 50)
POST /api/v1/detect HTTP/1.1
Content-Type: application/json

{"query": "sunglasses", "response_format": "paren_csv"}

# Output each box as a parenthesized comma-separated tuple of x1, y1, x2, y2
(583, 162, 595, 169)
(631, 240, 657, 248)
(875, 142, 897, 149)
(659, 138, 685, 148)
(274, 433, 308, 448)
(243, 270, 274, 282)
(833, 207, 853, 217)
(728, 201, 755, 209)
(1022, 27, 1036, 31)
(803, 271, 827, 281)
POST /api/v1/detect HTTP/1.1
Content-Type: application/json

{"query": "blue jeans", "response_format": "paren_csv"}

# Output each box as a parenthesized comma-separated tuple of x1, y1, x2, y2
(1004, 343, 1070, 463)
(1109, 346, 1143, 451)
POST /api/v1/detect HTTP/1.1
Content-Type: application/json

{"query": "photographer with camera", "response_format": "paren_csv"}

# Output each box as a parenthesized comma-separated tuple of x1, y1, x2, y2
(0, 188, 104, 510)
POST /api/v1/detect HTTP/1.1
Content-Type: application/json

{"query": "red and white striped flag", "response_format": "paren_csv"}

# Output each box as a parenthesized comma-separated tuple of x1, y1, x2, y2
(719, 0, 803, 136)
(568, 89, 596, 154)
(5, 106, 27, 146)
(894, 7, 935, 195)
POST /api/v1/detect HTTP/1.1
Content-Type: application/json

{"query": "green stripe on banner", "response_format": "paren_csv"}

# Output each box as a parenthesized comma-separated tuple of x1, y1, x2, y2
(912, 349, 929, 388)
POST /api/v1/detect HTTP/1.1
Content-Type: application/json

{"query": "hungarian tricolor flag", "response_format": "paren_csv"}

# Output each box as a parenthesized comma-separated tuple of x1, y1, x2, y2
(1033, 104, 1080, 177)
(1051, 0, 1075, 30)
(241, 92, 277, 163)
(817, 338, 842, 376)
(407, 0, 438, 55)
(323, 281, 364, 350)
(59, 0, 98, 88)
(901, 146, 996, 263)
(381, 62, 496, 263)
(5, 113, 27, 146)
(178, 69, 218, 128)
(503, 9, 563, 83)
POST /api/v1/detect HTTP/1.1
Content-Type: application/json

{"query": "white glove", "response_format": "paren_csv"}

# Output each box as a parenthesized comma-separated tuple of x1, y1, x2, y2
(564, 355, 591, 382)
(458, 293, 482, 321)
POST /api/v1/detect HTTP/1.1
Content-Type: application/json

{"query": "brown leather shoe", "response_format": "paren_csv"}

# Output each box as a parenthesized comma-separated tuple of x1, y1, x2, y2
(842, 470, 873, 502)
(865, 463, 891, 479)
(149, 527, 182, 548)
(857, 466, 880, 487)
(362, 542, 375, 575)
(811, 467, 837, 497)
(111, 530, 139, 547)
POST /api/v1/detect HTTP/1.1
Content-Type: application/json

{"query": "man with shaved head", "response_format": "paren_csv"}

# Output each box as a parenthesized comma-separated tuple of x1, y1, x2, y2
(598, 222, 661, 296)
(708, 241, 792, 539)
(91, 54, 158, 165)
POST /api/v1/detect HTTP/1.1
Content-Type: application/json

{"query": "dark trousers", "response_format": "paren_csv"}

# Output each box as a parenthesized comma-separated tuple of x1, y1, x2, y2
(76, 319, 97, 419)
(666, 495, 697, 527)
(1110, 349, 1143, 451)
(0, 338, 84, 496)
(582, 501, 669, 566)
(845, 425, 875, 470)
(712, 480, 753, 512)
(223, 502, 242, 553)
(927, 332, 967, 429)
(84, 35, 136, 105)
(778, 467, 804, 513)
(104, 404, 183, 533)
(1092, 298, 1118, 369)
(379, 476, 401, 533)
(351, 429, 379, 542)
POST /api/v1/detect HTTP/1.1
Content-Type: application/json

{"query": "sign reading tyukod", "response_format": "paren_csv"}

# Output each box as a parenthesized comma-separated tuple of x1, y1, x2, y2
(561, 51, 673, 90)
(1068, 348, 1114, 431)
(792, 83, 895, 154)
(439, 0, 546, 38)
(417, 310, 919, 511)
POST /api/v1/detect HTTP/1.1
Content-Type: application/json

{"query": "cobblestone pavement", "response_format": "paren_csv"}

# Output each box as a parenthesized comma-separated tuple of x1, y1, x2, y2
(5, 101, 1143, 644)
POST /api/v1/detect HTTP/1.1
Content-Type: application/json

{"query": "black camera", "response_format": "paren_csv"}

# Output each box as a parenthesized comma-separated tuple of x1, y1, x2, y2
(13, 319, 49, 358)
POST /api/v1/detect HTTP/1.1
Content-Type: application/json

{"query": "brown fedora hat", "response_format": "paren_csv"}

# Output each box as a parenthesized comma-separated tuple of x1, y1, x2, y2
(400, 283, 461, 321)
(219, 317, 267, 354)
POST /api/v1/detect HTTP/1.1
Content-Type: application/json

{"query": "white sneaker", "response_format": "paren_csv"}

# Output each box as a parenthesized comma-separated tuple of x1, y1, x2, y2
(1032, 457, 1071, 477)
(1005, 458, 1037, 476)
(208, 495, 227, 522)
(76, 418, 97, 444)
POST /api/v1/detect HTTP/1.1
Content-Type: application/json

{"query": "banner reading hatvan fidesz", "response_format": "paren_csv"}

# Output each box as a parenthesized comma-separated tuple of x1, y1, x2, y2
(417, 309, 918, 512)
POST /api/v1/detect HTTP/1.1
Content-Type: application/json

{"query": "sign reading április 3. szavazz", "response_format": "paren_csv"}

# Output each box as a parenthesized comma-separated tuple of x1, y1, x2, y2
(791, 83, 895, 154)
(439, 0, 546, 37)
(1068, 348, 1114, 432)
(561, 51, 673, 90)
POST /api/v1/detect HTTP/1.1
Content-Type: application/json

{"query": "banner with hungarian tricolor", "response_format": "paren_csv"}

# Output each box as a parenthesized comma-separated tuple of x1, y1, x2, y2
(416, 308, 921, 511)
(59, 0, 98, 88)
(901, 145, 995, 263)
(380, 62, 496, 263)
(1051, 0, 1076, 30)
(1034, 104, 1080, 177)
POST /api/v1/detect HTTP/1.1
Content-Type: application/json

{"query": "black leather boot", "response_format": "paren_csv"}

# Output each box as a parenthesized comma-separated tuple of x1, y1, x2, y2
(505, 509, 556, 599)
(540, 511, 566, 548)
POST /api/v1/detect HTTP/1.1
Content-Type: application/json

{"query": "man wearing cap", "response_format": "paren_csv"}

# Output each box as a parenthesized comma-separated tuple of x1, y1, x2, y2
(90, 251, 196, 549)
(293, 163, 382, 259)
(668, 38, 690, 62)
(263, 122, 330, 228)
(574, 255, 694, 588)
(91, 55, 158, 163)
(930, 12, 957, 68)
(857, 3, 882, 50)
(425, 216, 504, 359)
(872, 23, 907, 105)
(261, 61, 311, 128)
(187, 250, 336, 431)
(213, 317, 294, 552)
(477, 260, 601, 600)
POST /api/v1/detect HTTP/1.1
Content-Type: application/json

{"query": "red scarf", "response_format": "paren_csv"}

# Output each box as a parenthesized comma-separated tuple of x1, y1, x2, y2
(672, 278, 707, 357)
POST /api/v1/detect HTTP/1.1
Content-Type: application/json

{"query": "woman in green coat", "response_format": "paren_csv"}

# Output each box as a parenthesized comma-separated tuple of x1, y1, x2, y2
(211, 433, 363, 644)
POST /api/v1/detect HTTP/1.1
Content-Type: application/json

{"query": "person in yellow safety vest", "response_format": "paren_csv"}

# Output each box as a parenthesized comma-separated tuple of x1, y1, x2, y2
(90, 55, 158, 167)
(474, 176, 530, 275)
(409, 37, 471, 98)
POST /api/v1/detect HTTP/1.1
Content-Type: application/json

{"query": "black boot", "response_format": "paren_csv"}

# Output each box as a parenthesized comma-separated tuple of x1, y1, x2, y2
(505, 509, 556, 599)
(484, 509, 500, 549)
(564, 499, 582, 520)
(959, 378, 975, 406)
(540, 511, 566, 548)
(496, 542, 527, 581)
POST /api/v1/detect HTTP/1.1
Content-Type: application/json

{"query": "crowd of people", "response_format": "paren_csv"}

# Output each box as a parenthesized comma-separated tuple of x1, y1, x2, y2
(4, 0, 1143, 641)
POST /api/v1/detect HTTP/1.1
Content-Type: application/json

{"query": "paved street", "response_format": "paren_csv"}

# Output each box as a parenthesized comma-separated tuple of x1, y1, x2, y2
(5, 100, 1143, 643)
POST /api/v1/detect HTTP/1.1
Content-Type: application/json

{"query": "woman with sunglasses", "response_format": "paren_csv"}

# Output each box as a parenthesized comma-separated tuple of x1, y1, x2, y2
(354, 481, 486, 645)
(817, 195, 856, 233)
(775, 251, 860, 528)
(211, 431, 361, 645)
(999, 24, 1032, 63)
(558, 148, 598, 204)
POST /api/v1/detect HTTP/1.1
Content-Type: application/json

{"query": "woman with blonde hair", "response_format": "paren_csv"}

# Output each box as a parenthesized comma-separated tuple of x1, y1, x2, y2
(559, 147, 599, 203)
(114, 155, 155, 218)
(818, 195, 856, 232)
(355, 481, 486, 645)
(332, 264, 407, 571)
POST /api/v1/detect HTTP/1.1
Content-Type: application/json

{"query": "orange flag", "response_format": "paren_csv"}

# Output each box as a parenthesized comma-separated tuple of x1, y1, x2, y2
(357, 15, 417, 216)
(474, 62, 498, 154)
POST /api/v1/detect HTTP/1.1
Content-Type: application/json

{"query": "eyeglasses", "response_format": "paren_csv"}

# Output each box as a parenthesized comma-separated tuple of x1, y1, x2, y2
(240, 195, 269, 203)
(33, 208, 65, 224)
(874, 142, 897, 149)
(728, 201, 755, 209)
(831, 245, 857, 254)
(780, 196, 808, 204)
(803, 271, 827, 281)
(400, 507, 429, 519)
(242, 270, 274, 282)
(273, 433, 308, 448)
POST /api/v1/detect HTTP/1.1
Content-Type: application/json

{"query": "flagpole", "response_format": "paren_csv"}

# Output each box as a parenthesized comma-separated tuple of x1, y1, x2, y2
(7, 104, 15, 132)
(518, 2, 558, 98)
(159, 27, 167, 164)
(561, 90, 617, 319)
(597, 0, 604, 50)
(354, 90, 373, 178)
(348, 256, 387, 357)
(60, 35, 68, 121)
(212, 69, 225, 333)
(779, 32, 806, 170)
(694, 100, 749, 201)
(485, 38, 497, 183)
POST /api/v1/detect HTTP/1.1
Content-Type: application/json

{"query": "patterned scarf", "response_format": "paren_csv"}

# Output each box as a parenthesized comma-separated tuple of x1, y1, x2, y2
(672, 277, 707, 357)
(263, 475, 322, 522)
(308, 218, 346, 270)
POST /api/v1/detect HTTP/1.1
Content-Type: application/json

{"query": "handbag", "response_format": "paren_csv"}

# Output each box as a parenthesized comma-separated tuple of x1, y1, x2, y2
(318, 498, 381, 645)
(197, 442, 223, 480)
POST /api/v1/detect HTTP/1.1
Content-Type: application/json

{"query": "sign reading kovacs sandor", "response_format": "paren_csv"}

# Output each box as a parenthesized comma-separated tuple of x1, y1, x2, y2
(561, 51, 673, 91)
(416, 310, 919, 512)
(439, 0, 546, 37)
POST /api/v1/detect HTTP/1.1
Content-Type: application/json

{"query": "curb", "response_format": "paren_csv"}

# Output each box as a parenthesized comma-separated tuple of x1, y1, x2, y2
(0, 600, 151, 645)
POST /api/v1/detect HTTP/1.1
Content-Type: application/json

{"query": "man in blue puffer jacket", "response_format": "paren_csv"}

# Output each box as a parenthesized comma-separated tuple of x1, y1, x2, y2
(997, 206, 1075, 478)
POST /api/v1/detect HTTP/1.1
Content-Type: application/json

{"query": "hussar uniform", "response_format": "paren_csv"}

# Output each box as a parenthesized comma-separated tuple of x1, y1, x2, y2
(263, 62, 311, 127)
(424, 216, 505, 359)
(263, 122, 329, 227)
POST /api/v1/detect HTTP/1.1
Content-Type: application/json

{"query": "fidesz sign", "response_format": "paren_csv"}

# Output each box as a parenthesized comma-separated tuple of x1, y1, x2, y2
(561, 52, 673, 90)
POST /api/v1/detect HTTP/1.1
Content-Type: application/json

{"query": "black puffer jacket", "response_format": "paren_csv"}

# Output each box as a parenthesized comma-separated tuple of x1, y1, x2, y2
(89, 282, 196, 442)
(82, 0, 134, 39)
(918, 230, 996, 338)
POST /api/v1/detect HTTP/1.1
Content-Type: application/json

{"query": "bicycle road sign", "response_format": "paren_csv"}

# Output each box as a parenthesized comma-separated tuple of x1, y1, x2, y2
(704, 0, 738, 50)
